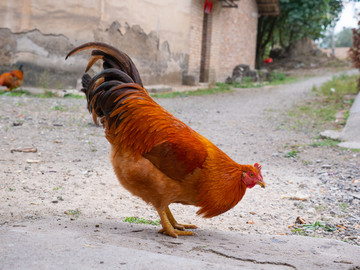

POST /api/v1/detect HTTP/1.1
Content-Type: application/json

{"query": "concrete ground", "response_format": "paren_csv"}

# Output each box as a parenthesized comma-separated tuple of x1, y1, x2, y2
(321, 90, 360, 149)
(1, 217, 360, 270)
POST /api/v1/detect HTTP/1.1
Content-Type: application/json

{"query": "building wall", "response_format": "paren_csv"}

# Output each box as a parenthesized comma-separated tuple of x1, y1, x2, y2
(217, 0, 258, 82)
(187, 0, 258, 84)
(0, 0, 259, 87)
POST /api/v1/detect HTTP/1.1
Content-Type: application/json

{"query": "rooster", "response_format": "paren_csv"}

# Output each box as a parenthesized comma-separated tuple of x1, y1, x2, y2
(0, 65, 24, 91)
(66, 42, 265, 238)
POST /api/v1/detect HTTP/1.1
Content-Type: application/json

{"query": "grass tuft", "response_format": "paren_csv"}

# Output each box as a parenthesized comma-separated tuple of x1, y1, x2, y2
(286, 74, 359, 133)
(123, 217, 161, 226)
(151, 83, 232, 98)
(310, 138, 340, 147)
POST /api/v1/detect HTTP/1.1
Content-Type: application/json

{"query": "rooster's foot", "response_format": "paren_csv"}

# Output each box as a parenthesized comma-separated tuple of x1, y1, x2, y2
(165, 207, 197, 231)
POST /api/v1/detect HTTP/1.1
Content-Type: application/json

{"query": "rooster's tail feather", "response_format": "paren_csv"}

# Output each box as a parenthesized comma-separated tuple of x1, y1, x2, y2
(66, 42, 143, 87)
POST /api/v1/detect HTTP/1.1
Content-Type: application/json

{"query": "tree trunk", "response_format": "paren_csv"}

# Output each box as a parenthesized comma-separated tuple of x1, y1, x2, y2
(255, 16, 278, 69)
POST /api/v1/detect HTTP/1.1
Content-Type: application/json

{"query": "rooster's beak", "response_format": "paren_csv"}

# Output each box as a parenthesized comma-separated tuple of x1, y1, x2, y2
(257, 181, 266, 188)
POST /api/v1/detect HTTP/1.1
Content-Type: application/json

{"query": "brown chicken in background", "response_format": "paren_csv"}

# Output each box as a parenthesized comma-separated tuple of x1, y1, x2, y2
(66, 42, 265, 238)
(0, 65, 24, 91)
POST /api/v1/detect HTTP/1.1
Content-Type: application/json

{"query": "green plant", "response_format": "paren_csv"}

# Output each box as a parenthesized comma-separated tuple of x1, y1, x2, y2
(293, 221, 335, 236)
(302, 221, 335, 232)
(284, 150, 298, 158)
(339, 202, 349, 212)
(123, 217, 161, 226)
(88, 141, 97, 152)
(64, 93, 85, 99)
(285, 74, 358, 133)
(53, 186, 63, 191)
(0, 89, 31, 96)
(314, 204, 327, 213)
(37, 90, 56, 98)
(64, 209, 81, 217)
(310, 138, 340, 147)
(269, 71, 286, 82)
(53, 105, 64, 111)
(232, 74, 296, 89)
(292, 228, 303, 235)
(151, 83, 232, 98)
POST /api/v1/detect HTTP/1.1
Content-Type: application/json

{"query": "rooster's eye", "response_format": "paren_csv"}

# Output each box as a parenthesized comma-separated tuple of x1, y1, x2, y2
(249, 172, 254, 177)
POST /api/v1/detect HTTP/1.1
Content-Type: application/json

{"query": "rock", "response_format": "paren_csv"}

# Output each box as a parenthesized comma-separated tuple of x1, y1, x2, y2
(320, 130, 341, 140)
(321, 164, 332, 169)
(182, 74, 198, 86)
(338, 141, 360, 150)
(227, 64, 259, 83)
(145, 85, 172, 93)
(307, 208, 316, 215)
(281, 192, 310, 201)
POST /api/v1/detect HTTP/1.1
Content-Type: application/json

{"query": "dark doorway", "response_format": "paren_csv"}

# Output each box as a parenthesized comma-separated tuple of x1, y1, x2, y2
(200, 11, 212, 82)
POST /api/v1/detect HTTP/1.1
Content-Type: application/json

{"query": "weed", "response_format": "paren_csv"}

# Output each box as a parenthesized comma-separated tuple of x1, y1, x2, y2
(284, 150, 298, 158)
(314, 204, 327, 213)
(302, 221, 335, 232)
(0, 89, 31, 96)
(269, 71, 286, 82)
(64, 93, 85, 99)
(295, 202, 305, 209)
(151, 83, 232, 98)
(302, 160, 310, 165)
(231, 71, 295, 88)
(37, 90, 56, 98)
(15, 102, 25, 106)
(53, 105, 64, 111)
(64, 209, 81, 217)
(53, 186, 63, 191)
(124, 217, 161, 226)
(8, 187, 16, 191)
(339, 202, 349, 212)
(88, 141, 97, 152)
(292, 228, 303, 235)
(293, 221, 336, 236)
(310, 138, 340, 148)
(285, 74, 358, 133)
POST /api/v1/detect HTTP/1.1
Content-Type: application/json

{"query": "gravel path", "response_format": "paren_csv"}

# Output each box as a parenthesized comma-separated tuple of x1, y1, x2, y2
(0, 71, 359, 245)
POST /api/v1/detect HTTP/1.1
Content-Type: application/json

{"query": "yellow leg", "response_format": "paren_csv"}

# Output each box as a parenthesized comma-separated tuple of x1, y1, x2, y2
(157, 209, 195, 238)
(165, 207, 198, 230)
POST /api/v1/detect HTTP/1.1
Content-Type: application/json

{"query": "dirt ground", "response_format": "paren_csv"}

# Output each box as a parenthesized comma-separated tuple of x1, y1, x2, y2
(0, 70, 359, 245)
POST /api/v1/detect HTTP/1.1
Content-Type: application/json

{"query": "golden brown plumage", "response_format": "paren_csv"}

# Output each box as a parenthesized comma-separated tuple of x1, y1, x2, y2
(66, 42, 265, 238)
(0, 65, 24, 91)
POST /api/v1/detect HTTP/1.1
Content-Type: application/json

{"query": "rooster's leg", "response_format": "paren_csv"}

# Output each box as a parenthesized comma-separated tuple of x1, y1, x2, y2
(157, 209, 194, 238)
(165, 207, 198, 230)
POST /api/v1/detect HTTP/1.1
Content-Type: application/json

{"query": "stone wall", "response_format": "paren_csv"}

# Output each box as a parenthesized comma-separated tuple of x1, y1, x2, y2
(0, 0, 259, 87)
(0, 0, 193, 88)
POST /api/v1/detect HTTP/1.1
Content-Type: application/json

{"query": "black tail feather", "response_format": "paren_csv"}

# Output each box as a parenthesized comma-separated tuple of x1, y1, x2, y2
(81, 74, 91, 94)
(67, 42, 148, 127)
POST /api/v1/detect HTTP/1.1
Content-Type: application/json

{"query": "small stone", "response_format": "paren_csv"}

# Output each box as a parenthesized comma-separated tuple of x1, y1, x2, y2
(307, 208, 316, 215)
